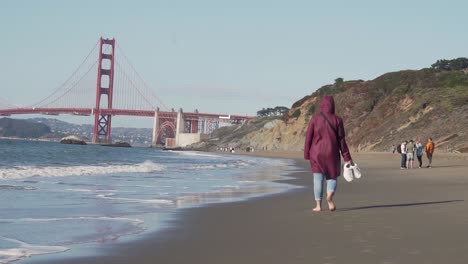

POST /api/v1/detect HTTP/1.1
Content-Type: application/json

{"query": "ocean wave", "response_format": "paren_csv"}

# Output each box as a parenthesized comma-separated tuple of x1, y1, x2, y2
(173, 151, 223, 158)
(0, 237, 68, 264)
(0, 216, 145, 263)
(237, 180, 256, 184)
(0, 160, 165, 180)
(186, 165, 216, 170)
(0, 185, 37, 191)
(95, 194, 174, 205)
(0, 216, 144, 224)
(187, 161, 250, 170)
(64, 188, 135, 194)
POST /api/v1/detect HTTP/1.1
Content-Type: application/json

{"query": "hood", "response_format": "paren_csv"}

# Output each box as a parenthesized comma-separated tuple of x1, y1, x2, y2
(320, 96, 335, 114)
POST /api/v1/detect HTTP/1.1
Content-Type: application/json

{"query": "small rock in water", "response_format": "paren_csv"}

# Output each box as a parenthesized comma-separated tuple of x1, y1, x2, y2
(60, 135, 87, 145)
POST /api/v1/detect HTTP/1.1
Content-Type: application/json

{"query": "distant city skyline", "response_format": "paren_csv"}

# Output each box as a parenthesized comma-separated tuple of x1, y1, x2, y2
(1, 0, 467, 127)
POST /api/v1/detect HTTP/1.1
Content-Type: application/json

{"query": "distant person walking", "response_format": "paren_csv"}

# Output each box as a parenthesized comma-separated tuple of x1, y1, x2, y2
(304, 96, 353, 212)
(406, 140, 415, 169)
(416, 140, 424, 168)
(400, 141, 407, 169)
(425, 138, 435, 168)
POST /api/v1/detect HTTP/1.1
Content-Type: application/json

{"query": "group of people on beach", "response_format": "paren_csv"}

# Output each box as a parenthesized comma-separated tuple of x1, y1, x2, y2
(218, 147, 236, 153)
(393, 138, 435, 169)
(217, 146, 255, 153)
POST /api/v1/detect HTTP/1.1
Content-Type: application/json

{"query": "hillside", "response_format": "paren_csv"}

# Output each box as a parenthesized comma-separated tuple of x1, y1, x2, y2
(190, 67, 468, 153)
(0, 118, 51, 138)
(29, 118, 152, 145)
(0, 118, 153, 145)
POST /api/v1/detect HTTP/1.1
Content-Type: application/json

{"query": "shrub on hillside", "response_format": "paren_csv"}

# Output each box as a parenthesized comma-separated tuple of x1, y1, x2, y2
(431, 57, 468, 71)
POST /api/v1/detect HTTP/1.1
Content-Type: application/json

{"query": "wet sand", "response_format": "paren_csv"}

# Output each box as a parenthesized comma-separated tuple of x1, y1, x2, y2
(23, 152, 468, 264)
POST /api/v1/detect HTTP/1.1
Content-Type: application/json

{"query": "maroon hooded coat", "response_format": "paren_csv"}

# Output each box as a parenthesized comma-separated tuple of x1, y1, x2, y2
(304, 96, 352, 179)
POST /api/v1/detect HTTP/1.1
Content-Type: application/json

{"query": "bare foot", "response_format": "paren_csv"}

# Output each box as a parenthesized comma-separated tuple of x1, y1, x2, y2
(326, 192, 336, 211)
(312, 207, 322, 212)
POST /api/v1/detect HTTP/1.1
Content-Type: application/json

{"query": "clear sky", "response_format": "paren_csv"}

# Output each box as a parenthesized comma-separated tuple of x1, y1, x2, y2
(1, 0, 467, 127)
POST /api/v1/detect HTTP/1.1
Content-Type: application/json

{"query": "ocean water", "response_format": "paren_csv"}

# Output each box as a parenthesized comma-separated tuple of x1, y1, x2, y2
(0, 139, 295, 263)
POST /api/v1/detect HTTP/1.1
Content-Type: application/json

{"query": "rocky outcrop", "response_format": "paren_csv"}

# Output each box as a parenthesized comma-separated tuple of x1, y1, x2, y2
(60, 135, 87, 145)
(101, 142, 131, 147)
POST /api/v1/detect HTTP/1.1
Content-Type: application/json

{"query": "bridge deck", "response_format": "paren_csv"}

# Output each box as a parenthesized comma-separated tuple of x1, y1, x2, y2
(0, 107, 253, 120)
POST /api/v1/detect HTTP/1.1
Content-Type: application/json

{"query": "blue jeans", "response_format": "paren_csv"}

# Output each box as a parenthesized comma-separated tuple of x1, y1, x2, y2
(313, 173, 337, 201)
(401, 154, 407, 168)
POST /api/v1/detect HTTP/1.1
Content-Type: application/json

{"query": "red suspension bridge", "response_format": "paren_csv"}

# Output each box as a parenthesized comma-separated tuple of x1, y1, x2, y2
(0, 38, 253, 147)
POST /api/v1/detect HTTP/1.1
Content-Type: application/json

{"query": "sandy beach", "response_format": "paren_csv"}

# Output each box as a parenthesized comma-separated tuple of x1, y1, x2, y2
(22, 151, 468, 264)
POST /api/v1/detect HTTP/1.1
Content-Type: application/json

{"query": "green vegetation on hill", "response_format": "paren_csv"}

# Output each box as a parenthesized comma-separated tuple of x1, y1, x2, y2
(0, 118, 51, 138)
(256, 106, 289, 117)
(185, 58, 468, 153)
(431, 57, 468, 71)
(286, 62, 468, 152)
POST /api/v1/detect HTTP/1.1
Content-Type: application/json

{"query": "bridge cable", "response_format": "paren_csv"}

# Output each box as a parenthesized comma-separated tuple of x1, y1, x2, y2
(30, 40, 100, 108)
(116, 44, 170, 111)
(115, 60, 159, 111)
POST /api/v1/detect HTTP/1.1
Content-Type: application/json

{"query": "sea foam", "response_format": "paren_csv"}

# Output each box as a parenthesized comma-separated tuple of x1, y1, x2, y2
(173, 151, 223, 158)
(0, 237, 68, 264)
(0, 160, 164, 180)
(95, 194, 174, 205)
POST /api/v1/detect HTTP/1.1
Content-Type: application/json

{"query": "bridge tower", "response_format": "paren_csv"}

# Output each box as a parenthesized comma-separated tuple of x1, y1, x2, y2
(92, 37, 115, 143)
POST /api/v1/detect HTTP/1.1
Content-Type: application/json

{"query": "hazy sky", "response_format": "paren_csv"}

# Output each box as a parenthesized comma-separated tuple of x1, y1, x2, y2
(1, 0, 467, 127)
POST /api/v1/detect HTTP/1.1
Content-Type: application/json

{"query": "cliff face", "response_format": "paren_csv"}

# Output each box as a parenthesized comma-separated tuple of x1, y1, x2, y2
(193, 68, 468, 153)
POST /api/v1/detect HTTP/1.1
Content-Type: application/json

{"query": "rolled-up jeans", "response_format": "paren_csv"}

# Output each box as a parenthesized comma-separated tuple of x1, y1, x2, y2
(313, 173, 337, 201)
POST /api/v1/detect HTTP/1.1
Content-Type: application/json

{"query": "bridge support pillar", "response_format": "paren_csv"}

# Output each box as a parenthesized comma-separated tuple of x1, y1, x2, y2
(175, 108, 184, 147)
(92, 37, 115, 144)
(152, 108, 159, 146)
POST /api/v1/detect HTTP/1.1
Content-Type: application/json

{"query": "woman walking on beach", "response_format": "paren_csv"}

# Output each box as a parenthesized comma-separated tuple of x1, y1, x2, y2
(304, 96, 353, 212)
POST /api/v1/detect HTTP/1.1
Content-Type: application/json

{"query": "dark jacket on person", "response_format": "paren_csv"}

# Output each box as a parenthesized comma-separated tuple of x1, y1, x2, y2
(303, 96, 352, 179)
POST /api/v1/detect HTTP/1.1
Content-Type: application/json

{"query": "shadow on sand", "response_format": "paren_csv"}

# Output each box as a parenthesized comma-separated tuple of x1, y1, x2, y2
(422, 165, 466, 168)
(340, 200, 464, 211)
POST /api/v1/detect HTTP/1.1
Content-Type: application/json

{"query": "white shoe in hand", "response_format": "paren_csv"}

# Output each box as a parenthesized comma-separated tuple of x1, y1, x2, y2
(343, 163, 354, 182)
(351, 163, 362, 179)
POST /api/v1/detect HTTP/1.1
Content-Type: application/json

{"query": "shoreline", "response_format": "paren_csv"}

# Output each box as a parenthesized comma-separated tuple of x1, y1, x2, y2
(16, 151, 299, 264)
(20, 151, 468, 264)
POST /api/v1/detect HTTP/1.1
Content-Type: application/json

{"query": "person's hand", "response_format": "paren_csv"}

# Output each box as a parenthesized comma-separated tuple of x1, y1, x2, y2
(346, 160, 354, 166)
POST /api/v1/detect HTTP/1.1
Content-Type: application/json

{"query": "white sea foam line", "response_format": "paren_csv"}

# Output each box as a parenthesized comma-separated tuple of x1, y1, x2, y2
(0, 237, 68, 264)
(64, 188, 93, 193)
(0, 216, 144, 224)
(0, 160, 165, 180)
(173, 151, 223, 158)
(64, 188, 135, 193)
(186, 154, 287, 167)
(187, 165, 216, 170)
(238, 181, 256, 184)
(95, 194, 174, 205)
(187, 161, 251, 170)
(0, 185, 37, 190)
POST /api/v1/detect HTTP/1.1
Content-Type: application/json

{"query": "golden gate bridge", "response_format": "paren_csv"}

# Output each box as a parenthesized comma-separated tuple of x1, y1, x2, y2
(0, 38, 253, 147)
